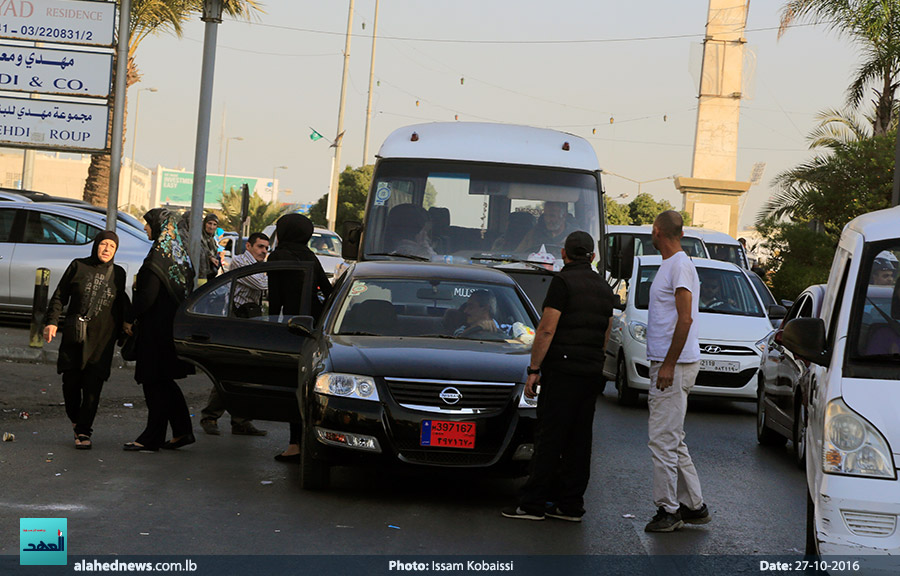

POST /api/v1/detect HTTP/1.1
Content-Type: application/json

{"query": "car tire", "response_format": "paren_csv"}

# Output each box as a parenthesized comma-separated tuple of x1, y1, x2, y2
(616, 355, 639, 407)
(300, 428, 330, 491)
(757, 382, 787, 446)
(805, 490, 819, 557)
(792, 397, 807, 469)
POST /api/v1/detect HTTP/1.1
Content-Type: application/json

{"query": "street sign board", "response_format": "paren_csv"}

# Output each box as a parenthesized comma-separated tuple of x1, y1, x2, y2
(0, 94, 108, 151)
(0, 43, 112, 97)
(0, 0, 117, 47)
(156, 168, 275, 209)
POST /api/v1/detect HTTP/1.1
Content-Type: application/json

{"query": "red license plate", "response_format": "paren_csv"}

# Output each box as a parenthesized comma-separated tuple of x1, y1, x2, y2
(420, 420, 476, 449)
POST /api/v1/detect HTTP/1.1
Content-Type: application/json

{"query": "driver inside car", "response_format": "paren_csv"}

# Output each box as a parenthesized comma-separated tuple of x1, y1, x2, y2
(446, 290, 534, 343)
(699, 276, 733, 310)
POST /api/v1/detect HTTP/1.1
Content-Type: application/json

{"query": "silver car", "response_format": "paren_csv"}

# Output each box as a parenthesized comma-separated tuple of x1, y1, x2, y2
(0, 202, 152, 314)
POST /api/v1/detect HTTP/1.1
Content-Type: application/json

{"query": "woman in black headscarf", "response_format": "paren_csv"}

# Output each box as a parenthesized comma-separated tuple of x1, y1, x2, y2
(124, 209, 196, 452)
(44, 230, 131, 450)
(268, 213, 333, 462)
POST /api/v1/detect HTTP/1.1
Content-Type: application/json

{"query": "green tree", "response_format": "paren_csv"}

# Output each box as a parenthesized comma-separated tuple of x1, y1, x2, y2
(307, 165, 373, 232)
(756, 217, 837, 302)
(219, 187, 286, 233)
(779, 0, 900, 136)
(628, 193, 675, 225)
(604, 197, 631, 225)
(83, 0, 264, 207)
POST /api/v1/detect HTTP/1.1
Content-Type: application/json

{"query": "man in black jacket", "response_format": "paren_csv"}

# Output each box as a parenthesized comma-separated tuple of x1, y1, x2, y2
(502, 231, 615, 521)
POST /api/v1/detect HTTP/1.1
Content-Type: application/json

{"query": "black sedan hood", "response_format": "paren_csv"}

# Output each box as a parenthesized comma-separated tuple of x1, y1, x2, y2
(326, 336, 529, 383)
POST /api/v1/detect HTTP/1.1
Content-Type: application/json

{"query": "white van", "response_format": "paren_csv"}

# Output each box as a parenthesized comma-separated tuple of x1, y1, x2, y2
(783, 204, 900, 557)
(690, 227, 749, 269)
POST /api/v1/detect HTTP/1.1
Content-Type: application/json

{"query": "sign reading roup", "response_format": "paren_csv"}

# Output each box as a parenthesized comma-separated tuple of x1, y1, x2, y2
(0, 44, 113, 97)
(0, 94, 109, 151)
(20, 517, 67, 565)
(0, 0, 117, 47)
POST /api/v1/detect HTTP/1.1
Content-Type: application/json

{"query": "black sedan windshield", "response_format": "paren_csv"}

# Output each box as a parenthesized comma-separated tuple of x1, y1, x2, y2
(333, 278, 536, 344)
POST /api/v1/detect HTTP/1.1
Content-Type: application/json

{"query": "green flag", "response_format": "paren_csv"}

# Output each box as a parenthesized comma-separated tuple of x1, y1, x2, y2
(309, 129, 324, 142)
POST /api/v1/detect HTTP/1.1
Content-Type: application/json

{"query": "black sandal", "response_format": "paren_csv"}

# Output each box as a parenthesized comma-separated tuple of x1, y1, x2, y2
(75, 435, 92, 450)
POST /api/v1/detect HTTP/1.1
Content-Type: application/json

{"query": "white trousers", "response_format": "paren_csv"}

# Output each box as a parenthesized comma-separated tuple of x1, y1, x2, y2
(648, 361, 703, 514)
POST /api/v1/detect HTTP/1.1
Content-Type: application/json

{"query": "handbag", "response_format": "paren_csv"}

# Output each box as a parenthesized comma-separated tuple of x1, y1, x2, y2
(120, 325, 137, 361)
(74, 267, 114, 344)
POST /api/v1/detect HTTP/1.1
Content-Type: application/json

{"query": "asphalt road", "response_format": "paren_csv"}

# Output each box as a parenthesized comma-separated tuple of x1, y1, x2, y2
(0, 360, 807, 557)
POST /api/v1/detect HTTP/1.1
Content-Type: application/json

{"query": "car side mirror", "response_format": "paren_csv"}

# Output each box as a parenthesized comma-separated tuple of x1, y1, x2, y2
(767, 304, 787, 320)
(605, 236, 635, 280)
(783, 317, 830, 367)
(342, 220, 362, 260)
(287, 315, 316, 337)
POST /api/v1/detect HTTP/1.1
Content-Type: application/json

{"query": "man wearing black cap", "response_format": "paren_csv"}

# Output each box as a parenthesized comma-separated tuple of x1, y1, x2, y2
(502, 230, 615, 521)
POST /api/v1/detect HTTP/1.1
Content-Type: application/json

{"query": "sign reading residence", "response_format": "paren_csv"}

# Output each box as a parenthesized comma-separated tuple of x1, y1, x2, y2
(0, 0, 116, 47)
(0, 94, 108, 151)
(156, 168, 275, 209)
(0, 44, 112, 97)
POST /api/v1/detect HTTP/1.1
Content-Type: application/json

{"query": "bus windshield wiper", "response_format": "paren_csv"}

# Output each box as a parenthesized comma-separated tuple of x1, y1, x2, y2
(472, 256, 554, 273)
(366, 252, 430, 262)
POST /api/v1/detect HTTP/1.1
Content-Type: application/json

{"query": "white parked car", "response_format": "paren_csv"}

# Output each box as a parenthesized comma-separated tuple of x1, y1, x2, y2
(690, 227, 749, 269)
(783, 204, 900, 558)
(603, 255, 774, 405)
(0, 202, 152, 315)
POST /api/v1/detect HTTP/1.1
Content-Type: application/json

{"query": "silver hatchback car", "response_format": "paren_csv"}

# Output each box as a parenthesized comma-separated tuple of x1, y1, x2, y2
(0, 202, 152, 314)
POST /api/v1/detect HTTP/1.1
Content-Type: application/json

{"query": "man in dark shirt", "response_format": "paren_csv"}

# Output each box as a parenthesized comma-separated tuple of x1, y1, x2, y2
(502, 231, 615, 521)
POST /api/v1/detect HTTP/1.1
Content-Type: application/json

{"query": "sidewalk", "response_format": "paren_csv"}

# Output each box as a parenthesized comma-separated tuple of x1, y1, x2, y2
(0, 322, 133, 368)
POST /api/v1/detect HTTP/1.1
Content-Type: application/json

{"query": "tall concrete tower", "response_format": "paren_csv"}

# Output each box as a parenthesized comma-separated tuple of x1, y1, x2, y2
(675, 0, 751, 237)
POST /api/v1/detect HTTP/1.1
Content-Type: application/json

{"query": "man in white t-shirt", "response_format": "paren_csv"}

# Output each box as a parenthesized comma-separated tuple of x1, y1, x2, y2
(643, 210, 710, 533)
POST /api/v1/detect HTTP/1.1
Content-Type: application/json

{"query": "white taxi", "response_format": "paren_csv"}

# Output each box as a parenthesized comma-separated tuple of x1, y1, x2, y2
(603, 255, 774, 405)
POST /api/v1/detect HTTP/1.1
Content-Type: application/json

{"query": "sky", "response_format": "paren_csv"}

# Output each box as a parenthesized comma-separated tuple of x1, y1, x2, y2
(126, 0, 860, 230)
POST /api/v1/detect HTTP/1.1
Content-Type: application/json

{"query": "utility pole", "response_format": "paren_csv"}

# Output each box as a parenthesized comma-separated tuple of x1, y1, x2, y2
(362, 0, 379, 166)
(189, 0, 223, 286)
(327, 0, 354, 231)
(106, 0, 133, 233)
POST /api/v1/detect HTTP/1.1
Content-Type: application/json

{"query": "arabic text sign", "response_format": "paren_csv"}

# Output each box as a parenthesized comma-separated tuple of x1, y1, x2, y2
(20, 517, 67, 566)
(0, 43, 112, 97)
(0, 0, 116, 47)
(0, 95, 108, 151)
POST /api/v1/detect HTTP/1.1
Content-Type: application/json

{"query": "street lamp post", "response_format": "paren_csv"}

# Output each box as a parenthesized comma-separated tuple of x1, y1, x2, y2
(222, 136, 244, 195)
(273, 164, 287, 189)
(125, 87, 157, 211)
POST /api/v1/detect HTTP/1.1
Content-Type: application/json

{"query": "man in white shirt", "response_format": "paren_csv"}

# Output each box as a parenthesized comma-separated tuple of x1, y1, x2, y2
(199, 232, 270, 437)
(644, 211, 710, 532)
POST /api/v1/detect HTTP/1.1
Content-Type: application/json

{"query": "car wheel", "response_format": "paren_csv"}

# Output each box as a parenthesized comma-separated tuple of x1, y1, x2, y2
(616, 355, 639, 407)
(757, 381, 787, 446)
(792, 398, 807, 469)
(300, 428, 330, 491)
(805, 490, 819, 557)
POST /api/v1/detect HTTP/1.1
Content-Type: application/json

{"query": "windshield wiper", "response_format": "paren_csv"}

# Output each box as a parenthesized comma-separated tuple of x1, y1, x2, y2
(416, 333, 458, 339)
(339, 331, 381, 336)
(472, 256, 554, 273)
(367, 252, 430, 262)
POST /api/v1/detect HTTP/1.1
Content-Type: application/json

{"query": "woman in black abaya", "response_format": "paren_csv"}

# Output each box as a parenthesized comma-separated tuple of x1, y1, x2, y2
(44, 231, 130, 450)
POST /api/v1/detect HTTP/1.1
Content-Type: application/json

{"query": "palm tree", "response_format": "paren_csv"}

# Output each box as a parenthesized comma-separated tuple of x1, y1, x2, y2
(83, 0, 264, 207)
(779, 0, 900, 136)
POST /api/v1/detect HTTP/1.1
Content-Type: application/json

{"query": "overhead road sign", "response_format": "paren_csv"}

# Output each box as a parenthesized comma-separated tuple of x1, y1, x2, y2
(0, 94, 108, 151)
(0, 0, 117, 47)
(0, 43, 112, 97)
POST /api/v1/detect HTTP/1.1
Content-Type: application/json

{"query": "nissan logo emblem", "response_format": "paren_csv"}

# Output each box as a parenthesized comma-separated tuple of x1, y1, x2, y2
(703, 345, 721, 354)
(439, 387, 462, 405)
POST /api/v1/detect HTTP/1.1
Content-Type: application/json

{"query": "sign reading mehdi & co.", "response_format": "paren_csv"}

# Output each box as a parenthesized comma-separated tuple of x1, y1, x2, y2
(0, 0, 116, 47)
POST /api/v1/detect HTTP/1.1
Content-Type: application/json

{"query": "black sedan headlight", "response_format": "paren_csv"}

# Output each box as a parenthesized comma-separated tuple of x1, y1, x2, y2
(314, 373, 380, 401)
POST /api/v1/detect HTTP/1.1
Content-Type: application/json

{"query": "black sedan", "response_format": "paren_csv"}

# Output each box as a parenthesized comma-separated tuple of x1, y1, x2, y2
(174, 260, 539, 490)
(756, 284, 825, 466)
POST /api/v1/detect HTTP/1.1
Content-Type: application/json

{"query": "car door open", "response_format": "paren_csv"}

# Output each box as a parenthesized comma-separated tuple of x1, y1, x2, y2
(174, 260, 316, 421)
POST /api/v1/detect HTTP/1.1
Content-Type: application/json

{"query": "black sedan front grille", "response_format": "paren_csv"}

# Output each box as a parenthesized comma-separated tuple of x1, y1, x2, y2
(383, 377, 516, 412)
(398, 450, 497, 466)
